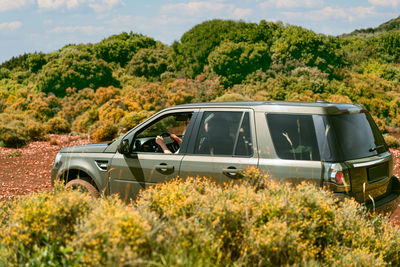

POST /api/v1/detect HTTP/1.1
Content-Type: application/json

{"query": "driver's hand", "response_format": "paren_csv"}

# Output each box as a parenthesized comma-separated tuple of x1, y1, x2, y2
(156, 136, 172, 154)
(170, 134, 183, 145)
(155, 136, 165, 146)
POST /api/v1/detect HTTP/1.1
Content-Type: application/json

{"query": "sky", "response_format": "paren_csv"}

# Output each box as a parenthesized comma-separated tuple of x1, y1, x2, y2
(0, 0, 400, 64)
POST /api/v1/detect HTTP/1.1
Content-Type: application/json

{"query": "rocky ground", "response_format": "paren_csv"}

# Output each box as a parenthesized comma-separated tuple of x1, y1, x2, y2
(1, 135, 400, 221)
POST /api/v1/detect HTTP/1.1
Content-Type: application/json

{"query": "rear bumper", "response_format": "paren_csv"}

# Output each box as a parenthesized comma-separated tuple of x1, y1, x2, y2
(334, 176, 400, 215)
(365, 176, 400, 214)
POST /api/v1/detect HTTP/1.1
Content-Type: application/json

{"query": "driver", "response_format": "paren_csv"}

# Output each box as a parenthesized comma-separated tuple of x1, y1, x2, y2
(155, 114, 190, 153)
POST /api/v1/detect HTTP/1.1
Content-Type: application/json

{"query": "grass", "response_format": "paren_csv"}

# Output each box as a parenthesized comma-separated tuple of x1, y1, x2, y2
(5, 151, 22, 158)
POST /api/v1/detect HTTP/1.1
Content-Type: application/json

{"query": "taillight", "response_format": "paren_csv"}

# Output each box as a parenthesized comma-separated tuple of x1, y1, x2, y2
(335, 171, 344, 184)
(323, 162, 350, 192)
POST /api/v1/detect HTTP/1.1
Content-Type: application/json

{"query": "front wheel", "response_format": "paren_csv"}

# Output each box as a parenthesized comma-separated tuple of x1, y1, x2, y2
(66, 179, 99, 198)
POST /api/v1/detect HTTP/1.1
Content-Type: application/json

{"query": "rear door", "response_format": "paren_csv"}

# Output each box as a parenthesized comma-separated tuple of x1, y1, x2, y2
(257, 112, 323, 186)
(179, 108, 258, 183)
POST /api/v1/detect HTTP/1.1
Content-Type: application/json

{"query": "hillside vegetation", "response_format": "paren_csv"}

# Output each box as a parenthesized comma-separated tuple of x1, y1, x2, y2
(1, 19, 400, 147)
(1, 169, 400, 266)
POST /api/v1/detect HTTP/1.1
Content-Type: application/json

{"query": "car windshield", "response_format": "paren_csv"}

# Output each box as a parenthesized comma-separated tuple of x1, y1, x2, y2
(314, 113, 388, 161)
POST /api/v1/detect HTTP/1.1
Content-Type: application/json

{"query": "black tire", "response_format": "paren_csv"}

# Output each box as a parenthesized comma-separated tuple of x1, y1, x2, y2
(66, 179, 100, 198)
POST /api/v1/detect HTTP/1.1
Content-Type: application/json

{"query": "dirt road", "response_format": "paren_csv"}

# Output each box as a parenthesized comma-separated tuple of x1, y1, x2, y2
(0, 135, 90, 200)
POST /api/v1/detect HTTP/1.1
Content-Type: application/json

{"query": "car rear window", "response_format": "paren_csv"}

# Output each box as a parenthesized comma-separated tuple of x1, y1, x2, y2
(315, 113, 388, 161)
(266, 114, 320, 161)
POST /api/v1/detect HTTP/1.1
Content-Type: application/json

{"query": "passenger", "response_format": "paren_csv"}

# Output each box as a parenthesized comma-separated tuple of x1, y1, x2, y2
(197, 116, 233, 155)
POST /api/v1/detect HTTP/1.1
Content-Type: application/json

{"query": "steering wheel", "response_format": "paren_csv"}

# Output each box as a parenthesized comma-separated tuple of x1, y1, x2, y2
(157, 132, 180, 153)
(159, 132, 171, 137)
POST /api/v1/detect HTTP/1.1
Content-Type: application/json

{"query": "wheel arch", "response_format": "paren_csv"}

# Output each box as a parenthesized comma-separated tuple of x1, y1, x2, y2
(59, 167, 100, 191)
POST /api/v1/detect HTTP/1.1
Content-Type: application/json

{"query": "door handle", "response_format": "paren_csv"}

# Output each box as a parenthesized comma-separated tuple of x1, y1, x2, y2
(222, 167, 243, 179)
(155, 163, 174, 174)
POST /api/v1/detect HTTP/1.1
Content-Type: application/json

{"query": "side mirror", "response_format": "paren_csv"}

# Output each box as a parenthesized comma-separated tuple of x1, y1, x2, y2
(117, 139, 130, 155)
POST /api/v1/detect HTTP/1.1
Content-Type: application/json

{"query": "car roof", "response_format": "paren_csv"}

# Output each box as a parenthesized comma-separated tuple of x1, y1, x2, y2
(168, 101, 365, 115)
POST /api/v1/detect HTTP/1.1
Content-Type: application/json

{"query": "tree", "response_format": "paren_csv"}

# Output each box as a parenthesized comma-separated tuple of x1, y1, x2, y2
(172, 19, 280, 77)
(93, 32, 157, 67)
(126, 47, 172, 79)
(208, 42, 271, 87)
(35, 49, 118, 97)
(271, 26, 344, 74)
(27, 52, 47, 73)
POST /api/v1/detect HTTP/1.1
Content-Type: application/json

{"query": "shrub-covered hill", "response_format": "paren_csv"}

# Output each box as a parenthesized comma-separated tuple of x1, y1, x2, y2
(346, 16, 400, 38)
(1, 19, 400, 147)
(1, 168, 400, 266)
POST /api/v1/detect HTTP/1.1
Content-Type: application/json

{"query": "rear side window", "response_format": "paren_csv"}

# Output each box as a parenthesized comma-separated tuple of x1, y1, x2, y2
(194, 111, 253, 156)
(266, 114, 320, 161)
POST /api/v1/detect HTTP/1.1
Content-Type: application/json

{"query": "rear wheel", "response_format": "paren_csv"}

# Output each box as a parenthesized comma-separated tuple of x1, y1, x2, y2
(66, 179, 99, 198)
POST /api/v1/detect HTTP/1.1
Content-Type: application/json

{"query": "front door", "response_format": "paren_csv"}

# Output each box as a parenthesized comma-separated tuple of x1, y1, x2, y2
(109, 110, 196, 202)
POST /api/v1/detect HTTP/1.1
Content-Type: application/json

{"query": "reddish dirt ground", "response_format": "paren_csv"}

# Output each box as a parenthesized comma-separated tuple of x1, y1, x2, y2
(0, 135, 90, 200)
(1, 135, 400, 222)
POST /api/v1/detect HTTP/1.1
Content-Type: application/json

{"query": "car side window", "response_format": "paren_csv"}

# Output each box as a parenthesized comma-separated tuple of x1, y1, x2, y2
(194, 111, 253, 156)
(266, 113, 320, 161)
(132, 112, 192, 153)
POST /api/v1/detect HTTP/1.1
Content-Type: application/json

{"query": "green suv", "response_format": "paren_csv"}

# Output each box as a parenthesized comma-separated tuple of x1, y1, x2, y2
(51, 101, 400, 212)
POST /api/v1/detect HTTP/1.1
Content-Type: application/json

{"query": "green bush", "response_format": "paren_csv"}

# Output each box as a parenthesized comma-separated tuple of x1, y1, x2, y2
(208, 41, 270, 87)
(89, 120, 118, 142)
(119, 110, 149, 132)
(72, 107, 99, 133)
(45, 117, 71, 134)
(0, 113, 45, 147)
(34, 48, 118, 97)
(384, 134, 400, 148)
(127, 47, 172, 79)
(93, 32, 157, 66)
(213, 92, 251, 102)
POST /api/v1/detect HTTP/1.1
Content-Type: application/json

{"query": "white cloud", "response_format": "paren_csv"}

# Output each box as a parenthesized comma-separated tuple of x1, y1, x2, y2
(161, 1, 255, 20)
(37, 0, 122, 11)
(232, 8, 252, 19)
(47, 25, 104, 34)
(282, 6, 376, 22)
(161, 1, 227, 16)
(260, 0, 324, 9)
(43, 19, 53, 25)
(89, 0, 121, 12)
(0, 0, 33, 12)
(369, 0, 400, 7)
(37, 0, 77, 9)
(0, 21, 23, 30)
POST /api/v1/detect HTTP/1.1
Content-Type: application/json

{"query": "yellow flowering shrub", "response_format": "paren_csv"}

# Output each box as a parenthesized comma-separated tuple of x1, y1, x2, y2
(1, 168, 400, 266)
(0, 184, 92, 265)
(71, 196, 154, 266)
(89, 120, 118, 142)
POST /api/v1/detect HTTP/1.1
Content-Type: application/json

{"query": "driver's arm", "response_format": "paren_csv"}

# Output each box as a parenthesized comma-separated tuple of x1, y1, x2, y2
(170, 134, 182, 145)
(155, 136, 172, 153)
